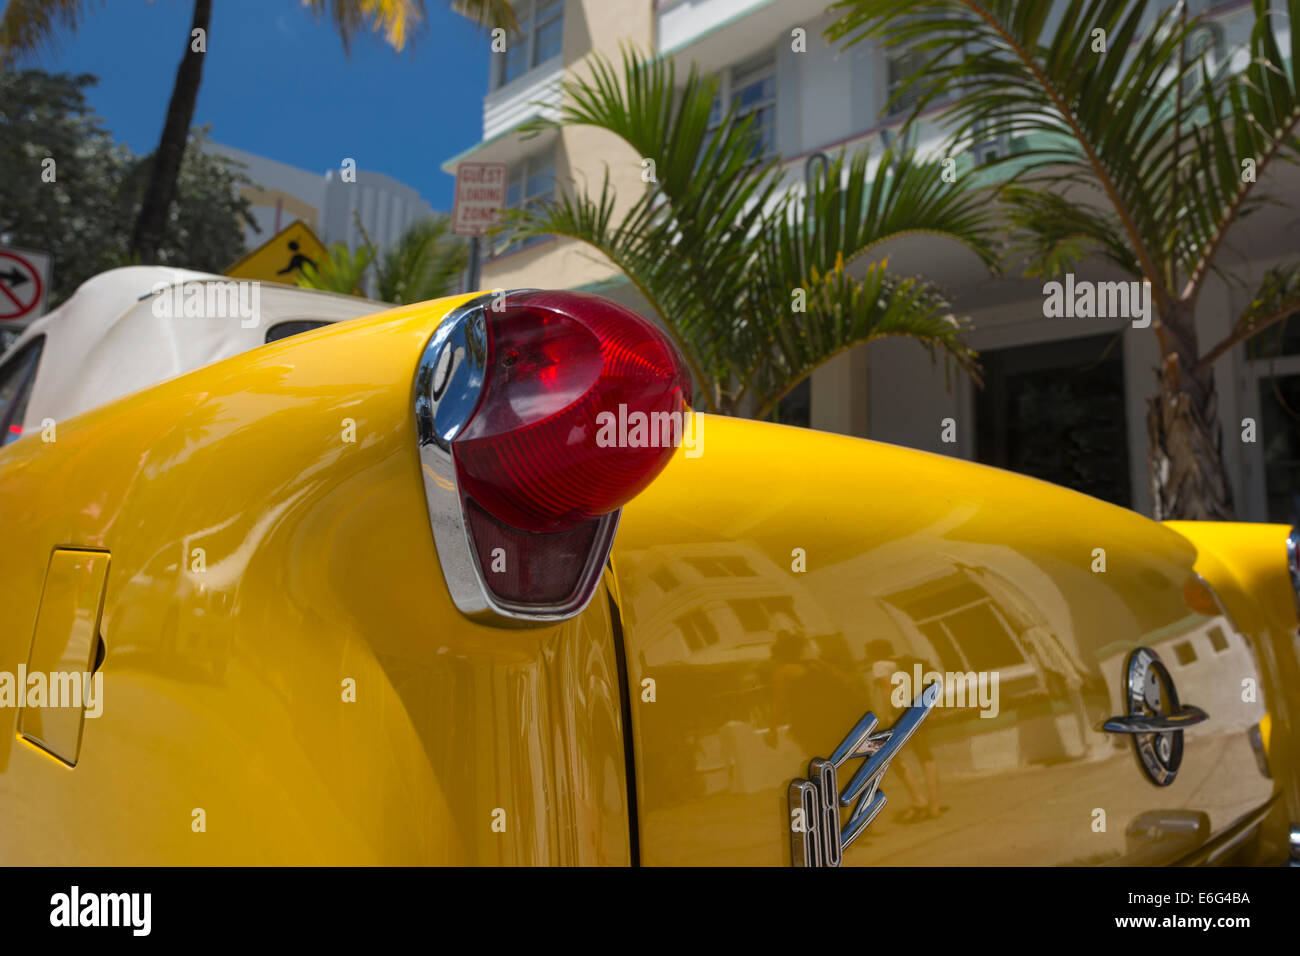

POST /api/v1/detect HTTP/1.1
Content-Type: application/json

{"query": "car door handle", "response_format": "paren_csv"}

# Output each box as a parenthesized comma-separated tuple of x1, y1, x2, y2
(1102, 705, 1209, 734)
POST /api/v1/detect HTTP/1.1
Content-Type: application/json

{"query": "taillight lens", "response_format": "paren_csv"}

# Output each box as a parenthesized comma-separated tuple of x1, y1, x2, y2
(416, 290, 691, 624)
(456, 291, 689, 533)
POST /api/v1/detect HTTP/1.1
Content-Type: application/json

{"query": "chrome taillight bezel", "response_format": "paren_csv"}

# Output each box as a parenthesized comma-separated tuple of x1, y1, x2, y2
(1286, 526, 1300, 619)
(413, 292, 618, 628)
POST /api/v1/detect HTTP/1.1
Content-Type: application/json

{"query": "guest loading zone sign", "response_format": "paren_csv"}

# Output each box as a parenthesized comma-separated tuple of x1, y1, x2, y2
(452, 163, 508, 237)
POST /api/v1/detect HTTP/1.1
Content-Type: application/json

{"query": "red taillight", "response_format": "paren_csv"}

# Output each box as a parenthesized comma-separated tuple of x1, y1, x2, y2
(455, 291, 689, 533)
(416, 289, 691, 623)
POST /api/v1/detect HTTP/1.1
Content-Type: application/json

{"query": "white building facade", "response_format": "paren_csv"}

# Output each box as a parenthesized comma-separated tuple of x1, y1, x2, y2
(204, 142, 434, 257)
(447, 0, 1300, 524)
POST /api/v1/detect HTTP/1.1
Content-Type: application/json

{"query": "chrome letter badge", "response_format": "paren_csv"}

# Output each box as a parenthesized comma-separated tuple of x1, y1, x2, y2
(787, 681, 941, 867)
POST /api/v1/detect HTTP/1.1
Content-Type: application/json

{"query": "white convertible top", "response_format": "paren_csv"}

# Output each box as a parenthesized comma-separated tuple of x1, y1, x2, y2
(2, 266, 385, 431)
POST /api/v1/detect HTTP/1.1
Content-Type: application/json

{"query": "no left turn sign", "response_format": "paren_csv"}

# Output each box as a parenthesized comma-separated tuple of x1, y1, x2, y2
(0, 247, 51, 324)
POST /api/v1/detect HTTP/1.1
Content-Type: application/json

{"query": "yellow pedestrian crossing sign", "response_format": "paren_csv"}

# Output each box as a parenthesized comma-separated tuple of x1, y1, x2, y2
(224, 221, 328, 284)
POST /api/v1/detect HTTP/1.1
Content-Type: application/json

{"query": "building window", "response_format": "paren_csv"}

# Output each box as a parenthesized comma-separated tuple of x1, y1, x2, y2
(884, 571, 1031, 674)
(496, 146, 555, 256)
(677, 610, 719, 652)
(684, 555, 755, 578)
(726, 597, 798, 633)
(495, 0, 564, 89)
(707, 51, 777, 160)
(730, 52, 777, 159)
(1253, 368, 1300, 523)
(885, 47, 927, 117)
(1182, 22, 1226, 98)
(650, 564, 679, 593)
(1244, 312, 1300, 523)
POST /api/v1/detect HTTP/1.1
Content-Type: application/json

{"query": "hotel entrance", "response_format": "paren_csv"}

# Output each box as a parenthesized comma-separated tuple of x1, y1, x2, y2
(975, 332, 1132, 508)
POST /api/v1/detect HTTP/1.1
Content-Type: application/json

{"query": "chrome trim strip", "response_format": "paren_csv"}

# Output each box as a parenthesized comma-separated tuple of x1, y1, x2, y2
(787, 680, 941, 866)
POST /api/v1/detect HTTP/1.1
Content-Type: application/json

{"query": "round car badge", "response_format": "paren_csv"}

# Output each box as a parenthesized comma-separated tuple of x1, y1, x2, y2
(1103, 647, 1209, 787)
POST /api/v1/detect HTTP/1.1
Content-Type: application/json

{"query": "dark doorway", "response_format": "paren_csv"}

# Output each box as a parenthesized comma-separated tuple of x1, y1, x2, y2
(773, 377, 811, 428)
(1257, 374, 1300, 524)
(976, 333, 1131, 507)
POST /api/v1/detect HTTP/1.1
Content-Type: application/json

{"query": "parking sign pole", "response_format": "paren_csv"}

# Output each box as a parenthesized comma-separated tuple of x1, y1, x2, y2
(466, 235, 481, 294)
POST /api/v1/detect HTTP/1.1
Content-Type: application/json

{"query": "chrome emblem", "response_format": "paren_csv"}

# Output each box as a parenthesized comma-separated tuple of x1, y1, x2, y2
(1102, 647, 1208, 787)
(788, 681, 941, 867)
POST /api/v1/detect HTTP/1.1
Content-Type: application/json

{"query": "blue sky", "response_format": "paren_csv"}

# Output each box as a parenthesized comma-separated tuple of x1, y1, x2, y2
(3, 0, 490, 210)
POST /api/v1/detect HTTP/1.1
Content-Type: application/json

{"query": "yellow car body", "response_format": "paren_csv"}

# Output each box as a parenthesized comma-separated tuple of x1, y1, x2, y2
(0, 291, 1296, 865)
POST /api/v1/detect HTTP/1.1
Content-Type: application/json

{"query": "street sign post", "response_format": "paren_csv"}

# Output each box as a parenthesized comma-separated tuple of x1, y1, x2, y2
(452, 162, 508, 293)
(0, 246, 52, 327)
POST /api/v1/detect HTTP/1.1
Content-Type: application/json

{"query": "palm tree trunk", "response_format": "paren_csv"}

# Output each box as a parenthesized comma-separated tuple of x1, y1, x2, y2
(1145, 310, 1235, 519)
(130, 0, 212, 264)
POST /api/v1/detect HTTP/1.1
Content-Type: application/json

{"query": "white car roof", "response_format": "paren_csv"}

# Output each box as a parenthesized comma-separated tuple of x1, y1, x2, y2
(3, 266, 385, 431)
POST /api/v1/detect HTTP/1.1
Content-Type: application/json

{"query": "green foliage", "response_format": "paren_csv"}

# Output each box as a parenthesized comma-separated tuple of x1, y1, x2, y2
(297, 214, 467, 304)
(375, 215, 468, 304)
(826, 0, 1300, 350)
(297, 242, 376, 298)
(504, 47, 1000, 417)
(115, 126, 259, 275)
(0, 70, 131, 303)
(0, 69, 255, 305)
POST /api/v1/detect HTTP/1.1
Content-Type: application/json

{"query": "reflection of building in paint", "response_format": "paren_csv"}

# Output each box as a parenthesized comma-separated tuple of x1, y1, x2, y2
(878, 561, 1102, 768)
(631, 541, 838, 670)
(1097, 616, 1267, 745)
(202, 142, 434, 258)
(625, 540, 843, 795)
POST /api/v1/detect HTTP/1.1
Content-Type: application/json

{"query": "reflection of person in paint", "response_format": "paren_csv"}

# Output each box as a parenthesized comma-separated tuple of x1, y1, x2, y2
(276, 240, 318, 276)
(866, 638, 945, 823)
(767, 614, 866, 756)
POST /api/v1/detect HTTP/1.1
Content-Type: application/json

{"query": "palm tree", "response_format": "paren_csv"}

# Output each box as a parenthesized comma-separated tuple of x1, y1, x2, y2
(373, 214, 469, 303)
(504, 48, 1001, 419)
(0, 0, 516, 264)
(827, 0, 1300, 519)
(298, 213, 468, 303)
(297, 241, 376, 298)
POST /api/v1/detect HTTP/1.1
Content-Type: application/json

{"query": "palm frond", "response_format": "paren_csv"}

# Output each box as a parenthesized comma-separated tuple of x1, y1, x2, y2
(297, 241, 375, 297)
(764, 148, 1002, 284)
(451, 0, 519, 32)
(827, 0, 1210, 310)
(375, 214, 467, 304)
(507, 45, 993, 416)
(998, 184, 1140, 278)
(1180, 0, 1300, 297)
(749, 259, 979, 419)
(1199, 264, 1300, 368)
(0, 0, 95, 67)
(301, 0, 430, 53)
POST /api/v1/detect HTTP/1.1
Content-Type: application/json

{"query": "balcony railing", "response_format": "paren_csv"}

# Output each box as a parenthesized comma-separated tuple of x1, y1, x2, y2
(483, 59, 564, 141)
